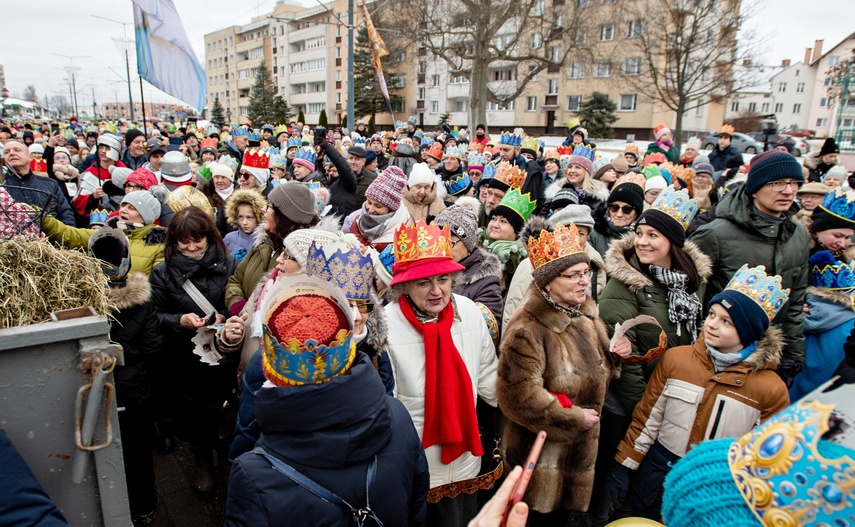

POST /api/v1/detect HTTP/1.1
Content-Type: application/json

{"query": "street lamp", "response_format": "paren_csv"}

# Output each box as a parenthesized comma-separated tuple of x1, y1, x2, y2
(91, 15, 136, 123)
(50, 54, 88, 118)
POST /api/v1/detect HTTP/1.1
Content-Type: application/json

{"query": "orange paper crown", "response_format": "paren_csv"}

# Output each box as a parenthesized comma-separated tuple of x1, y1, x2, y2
(393, 219, 454, 265)
(527, 222, 586, 270)
(29, 158, 47, 175)
(494, 161, 527, 190)
(469, 142, 484, 154)
(427, 142, 444, 160)
(200, 138, 218, 150)
(614, 172, 647, 190)
(625, 144, 639, 155)
(557, 146, 574, 157)
(242, 148, 270, 169)
(719, 124, 734, 136)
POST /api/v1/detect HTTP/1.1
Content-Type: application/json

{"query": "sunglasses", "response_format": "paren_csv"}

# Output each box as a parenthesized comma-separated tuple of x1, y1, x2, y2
(609, 204, 635, 215)
(351, 301, 374, 314)
(239, 172, 253, 179)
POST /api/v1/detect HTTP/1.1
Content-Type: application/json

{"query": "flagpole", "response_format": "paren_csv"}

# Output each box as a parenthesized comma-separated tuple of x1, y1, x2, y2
(139, 77, 148, 139)
(347, 0, 354, 130)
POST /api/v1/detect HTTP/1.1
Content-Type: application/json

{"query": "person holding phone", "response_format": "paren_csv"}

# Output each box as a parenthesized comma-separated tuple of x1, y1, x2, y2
(498, 222, 627, 527)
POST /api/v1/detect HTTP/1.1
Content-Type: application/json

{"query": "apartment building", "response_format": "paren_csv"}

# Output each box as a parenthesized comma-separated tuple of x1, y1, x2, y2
(806, 33, 855, 139)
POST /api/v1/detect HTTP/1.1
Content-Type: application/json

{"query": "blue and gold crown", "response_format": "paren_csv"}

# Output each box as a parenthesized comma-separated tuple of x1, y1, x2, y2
(649, 187, 700, 231)
(809, 250, 855, 291)
(728, 399, 855, 527)
(285, 137, 302, 149)
(217, 155, 238, 174)
(294, 147, 317, 165)
(230, 127, 248, 137)
(307, 241, 376, 301)
(818, 187, 855, 225)
(482, 162, 497, 180)
(89, 209, 110, 227)
(724, 265, 791, 321)
(467, 151, 487, 171)
(261, 275, 355, 386)
(269, 153, 287, 169)
(445, 172, 472, 196)
(571, 144, 595, 162)
(499, 131, 523, 147)
(395, 120, 407, 130)
(420, 138, 434, 150)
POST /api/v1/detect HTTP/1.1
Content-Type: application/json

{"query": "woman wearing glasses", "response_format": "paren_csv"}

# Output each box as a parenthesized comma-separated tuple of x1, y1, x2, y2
(589, 174, 647, 259)
(498, 222, 628, 527)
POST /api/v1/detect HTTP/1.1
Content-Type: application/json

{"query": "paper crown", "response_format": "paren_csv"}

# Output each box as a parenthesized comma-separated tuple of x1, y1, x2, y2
(557, 146, 574, 157)
(216, 155, 238, 175)
(29, 158, 47, 175)
(625, 143, 640, 155)
(477, 301, 500, 347)
(482, 162, 497, 180)
(308, 181, 330, 216)
(294, 146, 317, 166)
(521, 136, 540, 153)
(242, 148, 270, 169)
(527, 222, 586, 270)
(728, 398, 854, 527)
(247, 132, 260, 143)
(197, 164, 212, 181)
(809, 250, 855, 290)
(644, 152, 666, 165)
(306, 241, 376, 301)
(407, 116, 417, 125)
(543, 149, 560, 162)
(724, 265, 791, 321)
(264, 147, 281, 156)
(393, 219, 454, 265)
(614, 172, 647, 190)
(718, 124, 735, 136)
(494, 161, 527, 190)
(353, 137, 366, 145)
(443, 146, 464, 159)
(89, 209, 110, 227)
(395, 120, 407, 130)
(818, 187, 855, 225)
(261, 274, 356, 386)
(496, 187, 537, 222)
(269, 153, 286, 169)
(262, 124, 274, 132)
(200, 138, 218, 151)
(274, 124, 289, 136)
(285, 137, 302, 149)
(427, 142, 444, 160)
(499, 131, 523, 147)
(647, 187, 699, 231)
(571, 144, 595, 161)
(420, 138, 434, 149)
(467, 151, 487, 170)
(445, 172, 472, 196)
(230, 127, 248, 137)
(566, 117, 580, 129)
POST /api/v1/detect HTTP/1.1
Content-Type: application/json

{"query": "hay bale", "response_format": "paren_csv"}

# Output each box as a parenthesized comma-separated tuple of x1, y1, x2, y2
(0, 239, 114, 328)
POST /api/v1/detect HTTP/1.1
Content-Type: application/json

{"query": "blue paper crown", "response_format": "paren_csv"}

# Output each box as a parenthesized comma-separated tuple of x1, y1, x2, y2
(809, 250, 855, 290)
(725, 264, 791, 321)
(499, 131, 523, 147)
(571, 145, 595, 162)
(306, 241, 376, 301)
(285, 137, 302, 149)
(649, 186, 700, 231)
(395, 120, 407, 130)
(262, 124, 274, 132)
(307, 181, 328, 216)
(294, 147, 317, 165)
(377, 244, 395, 277)
(353, 137, 367, 145)
(818, 187, 855, 225)
(482, 162, 498, 180)
(414, 130, 424, 140)
(217, 155, 239, 174)
(247, 132, 260, 142)
(407, 116, 417, 125)
(467, 151, 487, 167)
(269, 153, 286, 169)
(443, 146, 464, 159)
(445, 172, 472, 196)
(230, 127, 248, 137)
(89, 209, 110, 227)
(728, 399, 855, 527)
(264, 147, 280, 156)
(420, 138, 434, 149)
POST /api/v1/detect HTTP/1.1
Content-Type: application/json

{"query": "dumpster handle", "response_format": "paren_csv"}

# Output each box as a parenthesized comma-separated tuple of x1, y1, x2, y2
(74, 354, 115, 453)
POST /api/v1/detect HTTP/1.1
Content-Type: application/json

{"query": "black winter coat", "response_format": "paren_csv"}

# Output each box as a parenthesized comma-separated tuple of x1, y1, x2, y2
(708, 144, 742, 173)
(3, 169, 76, 226)
(323, 143, 358, 218)
(454, 247, 504, 321)
(225, 354, 430, 527)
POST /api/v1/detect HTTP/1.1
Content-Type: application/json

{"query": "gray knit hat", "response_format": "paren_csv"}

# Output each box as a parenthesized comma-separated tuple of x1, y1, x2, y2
(547, 204, 594, 231)
(121, 190, 161, 225)
(532, 251, 590, 290)
(434, 196, 481, 251)
(267, 181, 317, 224)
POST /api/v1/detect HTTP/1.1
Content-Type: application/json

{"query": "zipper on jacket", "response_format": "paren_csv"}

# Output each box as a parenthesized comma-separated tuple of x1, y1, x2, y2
(708, 399, 726, 438)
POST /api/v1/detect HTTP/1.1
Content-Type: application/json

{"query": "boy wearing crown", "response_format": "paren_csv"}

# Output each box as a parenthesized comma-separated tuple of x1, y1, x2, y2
(610, 265, 791, 521)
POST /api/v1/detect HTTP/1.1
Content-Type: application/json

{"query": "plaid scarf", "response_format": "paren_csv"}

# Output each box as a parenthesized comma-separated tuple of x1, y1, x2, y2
(648, 265, 701, 339)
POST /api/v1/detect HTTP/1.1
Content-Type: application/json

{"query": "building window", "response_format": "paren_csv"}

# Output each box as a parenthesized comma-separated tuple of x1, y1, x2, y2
(573, 29, 587, 44)
(249, 47, 263, 58)
(793, 103, 801, 114)
(487, 101, 515, 110)
(336, 47, 342, 58)
(778, 82, 786, 92)
(554, 13, 564, 28)
(238, 69, 250, 79)
(531, 33, 543, 50)
(761, 102, 770, 112)
(492, 69, 517, 81)
(820, 97, 828, 107)
(308, 102, 325, 114)
(306, 36, 326, 49)
(775, 102, 784, 112)
(619, 94, 636, 111)
(549, 46, 561, 62)
(568, 62, 585, 79)
(623, 57, 642, 76)
(796, 82, 805, 93)
(531, 0, 544, 16)
(547, 79, 559, 95)
(526, 96, 537, 111)
(418, 87, 426, 100)
(431, 74, 440, 87)
(290, 63, 304, 74)
(307, 58, 326, 71)
(431, 100, 439, 113)
(594, 61, 611, 78)
(828, 56, 840, 66)
(450, 74, 468, 84)
(731, 101, 739, 112)
(628, 19, 643, 38)
(567, 95, 581, 111)
(599, 24, 614, 41)
(455, 100, 466, 112)
(336, 70, 342, 81)
(748, 102, 757, 112)
(816, 118, 828, 128)
(337, 92, 341, 103)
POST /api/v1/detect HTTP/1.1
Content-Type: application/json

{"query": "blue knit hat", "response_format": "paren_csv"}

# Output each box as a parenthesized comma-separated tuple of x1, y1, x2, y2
(708, 289, 768, 347)
(708, 265, 790, 347)
(743, 150, 804, 196)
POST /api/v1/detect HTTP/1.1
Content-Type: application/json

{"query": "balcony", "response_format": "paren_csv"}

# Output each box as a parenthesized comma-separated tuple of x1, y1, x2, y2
(418, 74, 426, 84)
(447, 83, 471, 99)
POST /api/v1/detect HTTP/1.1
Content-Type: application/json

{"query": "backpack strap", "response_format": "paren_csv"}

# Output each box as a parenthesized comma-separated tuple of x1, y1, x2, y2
(252, 447, 383, 527)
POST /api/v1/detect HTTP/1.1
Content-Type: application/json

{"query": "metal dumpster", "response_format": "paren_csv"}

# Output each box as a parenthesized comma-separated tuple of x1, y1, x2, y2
(0, 310, 131, 526)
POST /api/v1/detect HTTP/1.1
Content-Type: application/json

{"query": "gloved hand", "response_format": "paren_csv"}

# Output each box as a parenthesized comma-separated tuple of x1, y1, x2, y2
(776, 359, 804, 389)
(609, 463, 633, 511)
(53, 164, 79, 182)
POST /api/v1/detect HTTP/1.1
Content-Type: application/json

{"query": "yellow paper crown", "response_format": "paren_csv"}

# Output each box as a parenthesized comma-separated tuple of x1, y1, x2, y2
(719, 124, 735, 136)
(494, 161, 527, 190)
(273, 124, 289, 136)
(527, 222, 586, 270)
(614, 172, 647, 190)
(393, 219, 454, 265)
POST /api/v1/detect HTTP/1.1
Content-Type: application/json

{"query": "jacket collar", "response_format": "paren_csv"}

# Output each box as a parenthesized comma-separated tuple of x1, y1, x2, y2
(604, 233, 713, 292)
(106, 272, 152, 310)
(523, 283, 598, 333)
(692, 326, 783, 383)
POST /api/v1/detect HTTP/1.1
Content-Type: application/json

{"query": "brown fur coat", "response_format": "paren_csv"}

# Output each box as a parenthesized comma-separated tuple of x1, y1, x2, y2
(498, 285, 617, 513)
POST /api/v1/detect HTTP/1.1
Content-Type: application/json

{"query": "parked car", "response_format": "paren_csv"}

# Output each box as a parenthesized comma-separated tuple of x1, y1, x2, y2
(745, 133, 810, 157)
(700, 132, 764, 154)
(781, 127, 814, 139)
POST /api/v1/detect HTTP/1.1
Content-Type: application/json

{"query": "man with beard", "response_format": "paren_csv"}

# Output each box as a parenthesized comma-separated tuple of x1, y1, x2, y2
(471, 123, 490, 150)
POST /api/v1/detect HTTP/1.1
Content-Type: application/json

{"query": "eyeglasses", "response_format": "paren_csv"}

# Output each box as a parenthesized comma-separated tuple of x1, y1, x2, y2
(450, 238, 463, 249)
(350, 301, 374, 314)
(609, 204, 635, 215)
(124, 183, 144, 191)
(559, 269, 593, 283)
(766, 180, 803, 192)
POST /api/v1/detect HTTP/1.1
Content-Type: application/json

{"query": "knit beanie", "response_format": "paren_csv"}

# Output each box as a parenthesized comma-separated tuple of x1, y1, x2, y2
(109, 165, 133, 188)
(407, 162, 436, 187)
(608, 181, 645, 217)
(547, 204, 594, 231)
(810, 186, 855, 232)
(125, 167, 158, 189)
(122, 190, 161, 225)
(654, 123, 672, 141)
(365, 166, 407, 211)
(645, 175, 668, 193)
(267, 181, 317, 224)
(821, 165, 848, 186)
(434, 197, 480, 251)
(125, 128, 145, 148)
(610, 155, 629, 174)
(638, 208, 686, 247)
(819, 137, 839, 157)
(694, 163, 715, 177)
(568, 154, 593, 175)
(744, 150, 804, 196)
(549, 186, 580, 211)
(708, 289, 769, 346)
(533, 251, 590, 290)
(489, 206, 525, 236)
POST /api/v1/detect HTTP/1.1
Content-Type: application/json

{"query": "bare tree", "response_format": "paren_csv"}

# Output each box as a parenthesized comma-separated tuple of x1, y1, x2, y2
(616, 0, 764, 147)
(385, 0, 599, 132)
(23, 85, 39, 104)
(825, 46, 855, 131)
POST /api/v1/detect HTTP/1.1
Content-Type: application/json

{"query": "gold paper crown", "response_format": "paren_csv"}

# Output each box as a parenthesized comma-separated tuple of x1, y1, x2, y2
(494, 161, 527, 190)
(614, 172, 646, 190)
(719, 124, 735, 136)
(625, 144, 639, 155)
(274, 124, 289, 136)
(527, 222, 586, 270)
(393, 219, 454, 265)
(725, 265, 791, 321)
(543, 148, 560, 161)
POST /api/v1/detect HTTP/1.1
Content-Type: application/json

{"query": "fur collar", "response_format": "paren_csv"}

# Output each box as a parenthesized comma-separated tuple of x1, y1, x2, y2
(807, 286, 855, 310)
(604, 233, 713, 292)
(522, 283, 599, 333)
(543, 178, 609, 203)
(458, 247, 503, 286)
(106, 273, 151, 310)
(804, 150, 840, 170)
(364, 289, 388, 356)
(520, 215, 549, 245)
(698, 326, 784, 372)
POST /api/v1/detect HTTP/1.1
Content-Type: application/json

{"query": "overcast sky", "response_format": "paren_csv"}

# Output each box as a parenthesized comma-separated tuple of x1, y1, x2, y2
(1, 0, 851, 112)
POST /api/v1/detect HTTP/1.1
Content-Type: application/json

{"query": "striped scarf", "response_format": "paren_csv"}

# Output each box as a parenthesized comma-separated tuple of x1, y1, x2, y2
(648, 264, 701, 339)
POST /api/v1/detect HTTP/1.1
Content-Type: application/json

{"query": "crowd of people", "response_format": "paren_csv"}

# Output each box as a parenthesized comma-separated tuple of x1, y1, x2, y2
(1, 115, 853, 527)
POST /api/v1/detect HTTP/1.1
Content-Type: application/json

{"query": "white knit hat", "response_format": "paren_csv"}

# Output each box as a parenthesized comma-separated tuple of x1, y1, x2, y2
(212, 162, 236, 182)
(645, 175, 668, 192)
(407, 162, 436, 187)
(283, 228, 360, 271)
(242, 166, 269, 187)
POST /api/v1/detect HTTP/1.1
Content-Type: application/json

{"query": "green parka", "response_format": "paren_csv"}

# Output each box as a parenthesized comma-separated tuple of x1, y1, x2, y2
(599, 234, 712, 414)
(224, 226, 279, 311)
(644, 142, 680, 165)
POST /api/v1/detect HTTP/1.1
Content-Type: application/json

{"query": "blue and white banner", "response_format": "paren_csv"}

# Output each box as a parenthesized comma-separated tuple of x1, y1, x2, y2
(132, 0, 206, 112)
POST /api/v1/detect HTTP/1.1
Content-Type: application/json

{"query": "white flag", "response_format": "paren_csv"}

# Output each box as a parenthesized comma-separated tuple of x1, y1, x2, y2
(133, 0, 206, 111)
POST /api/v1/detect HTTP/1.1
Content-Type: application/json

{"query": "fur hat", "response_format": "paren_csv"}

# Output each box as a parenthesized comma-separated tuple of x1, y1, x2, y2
(225, 189, 266, 228)
(122, 190, 161, 225)
(365, 166, 407, 211)
(267, 181, 317, 224)
(434, 197, 481, 252)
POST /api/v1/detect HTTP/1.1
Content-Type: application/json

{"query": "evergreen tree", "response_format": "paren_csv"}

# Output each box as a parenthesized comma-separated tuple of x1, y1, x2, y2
(438, 112, 451, 127)
(210, 95, 226, 127)
(297, 110, 306, 125)
(353, 26, 404, 120)
(575, 92, 618, 139)
(318, 109, 328, 128)
(367, 114, 376, 135)
(271, 96, 293, 125)
(341, 114, 348, 129)
(247, 59, 276, 124)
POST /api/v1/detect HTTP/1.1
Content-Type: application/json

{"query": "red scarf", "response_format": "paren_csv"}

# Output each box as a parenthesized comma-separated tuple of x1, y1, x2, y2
(399, 298, 483, 464)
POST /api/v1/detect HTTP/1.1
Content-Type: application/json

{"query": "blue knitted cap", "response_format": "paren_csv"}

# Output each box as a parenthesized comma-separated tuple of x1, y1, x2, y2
(708, 290, 769, 346)
(744, 150, 803, 196)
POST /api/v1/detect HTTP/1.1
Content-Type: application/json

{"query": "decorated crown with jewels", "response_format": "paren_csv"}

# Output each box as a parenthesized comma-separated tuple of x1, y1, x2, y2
(818, 187, 855, 225)
(285, 137, 302, 149)
(307, 241, 376, 301)
(614, 172, 647, 190)
(728, 399, 854, 527)
(445, 172, 472, 196)
(274, 124, 289, 136)
(393, 219, 454, 265)
(89, 209, 110, 227)
(527, 222, 586, 270)
(499, 131, 523, 147)
(497, 187, 537, 222)
(494, 161, 527, 190)
(467, 151, 487, 170)
(809, 250, 855, 291)
(294, 146, 316, 165)
(725, 265, 790, 321)
(242, 148, 270, 169)
(443, 146, 464, 159)
(521, 135, 539, 152)
(648, 187, 699, 231)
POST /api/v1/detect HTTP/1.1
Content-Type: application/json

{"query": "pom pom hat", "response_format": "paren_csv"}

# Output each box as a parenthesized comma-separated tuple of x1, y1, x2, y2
(390, 220, 464, 285)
